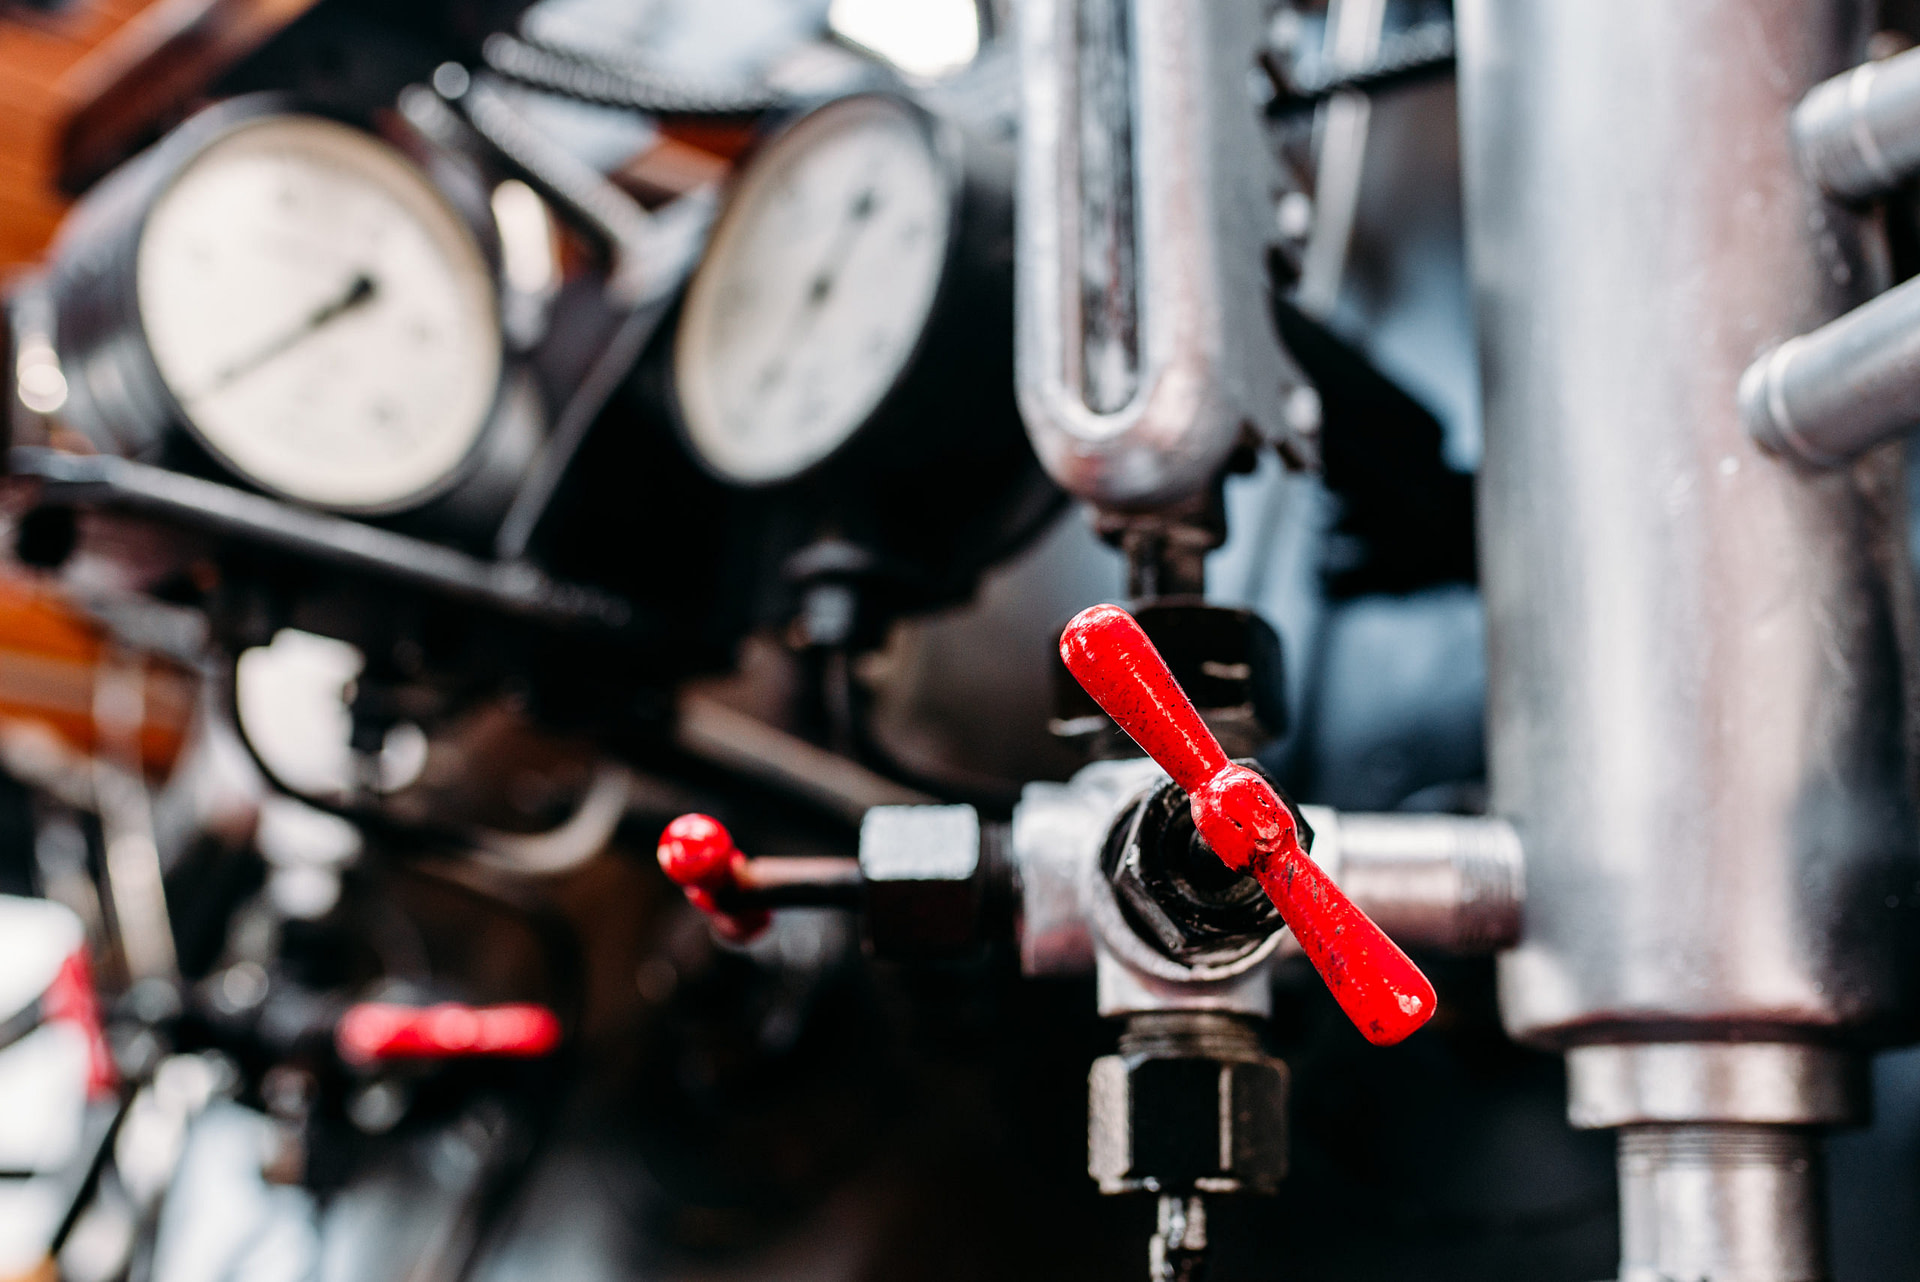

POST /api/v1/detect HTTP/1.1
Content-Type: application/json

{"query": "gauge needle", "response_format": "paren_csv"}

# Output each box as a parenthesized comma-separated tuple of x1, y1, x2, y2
(805, 188, 877, 310)
(203, 272, 379, 395)
(751, 189, 879, 401)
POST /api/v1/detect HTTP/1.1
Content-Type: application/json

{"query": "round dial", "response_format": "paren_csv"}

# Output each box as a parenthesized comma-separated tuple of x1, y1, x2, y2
(674, 95, 953, 485)
(135, 115, 502, 512)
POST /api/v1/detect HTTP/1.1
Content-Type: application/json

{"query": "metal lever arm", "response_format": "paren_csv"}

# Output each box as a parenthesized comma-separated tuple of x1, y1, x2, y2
(657, 813, 864, 942)
(1059, 603, 1435, 1045)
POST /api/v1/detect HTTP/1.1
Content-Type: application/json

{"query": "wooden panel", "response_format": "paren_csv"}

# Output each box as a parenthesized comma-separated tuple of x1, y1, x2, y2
(58, 0, 322, 192)
(0, 1, 151, 272)
(0, 567, 194, 772)
(0, 0, 319, 276)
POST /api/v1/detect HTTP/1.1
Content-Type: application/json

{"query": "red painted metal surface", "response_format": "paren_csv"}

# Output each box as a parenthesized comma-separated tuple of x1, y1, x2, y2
(656, 812, 771, 942)
(1060, 603, 1437, 1046)
(335, 1001, 562, 1065)
(43, 948, 115, 1098)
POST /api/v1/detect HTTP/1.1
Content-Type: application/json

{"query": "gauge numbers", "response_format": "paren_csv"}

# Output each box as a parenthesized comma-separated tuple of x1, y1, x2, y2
(136, 115, 501, 512)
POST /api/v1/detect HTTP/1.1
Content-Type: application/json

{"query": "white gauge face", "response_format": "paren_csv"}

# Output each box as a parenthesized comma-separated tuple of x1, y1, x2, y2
(674, 95, 951, 485)
(136, 115, 502, 511)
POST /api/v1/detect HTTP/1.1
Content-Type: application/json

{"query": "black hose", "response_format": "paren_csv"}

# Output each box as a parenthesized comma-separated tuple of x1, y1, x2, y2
(49, 1093, 136, 1255)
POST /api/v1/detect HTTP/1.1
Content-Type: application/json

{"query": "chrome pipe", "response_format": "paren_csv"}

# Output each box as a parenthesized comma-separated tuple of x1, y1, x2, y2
(1619, 1126, 1828, 1282)
(1794, 47, 1920, 201)
(1297, 808, 1523, 955)
(1013, 0, 1316, 510)
(1739, 269, 1920, 466)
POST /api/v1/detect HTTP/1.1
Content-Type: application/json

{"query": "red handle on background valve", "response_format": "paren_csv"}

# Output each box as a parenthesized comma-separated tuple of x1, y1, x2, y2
(657, 813, 771, 942)
(1060, 603, 1436, 1045)
(336, 1001, 562, 1065)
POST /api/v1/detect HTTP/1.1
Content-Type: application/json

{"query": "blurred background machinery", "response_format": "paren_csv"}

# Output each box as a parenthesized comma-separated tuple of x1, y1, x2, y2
(4, 1, 1920, 1281)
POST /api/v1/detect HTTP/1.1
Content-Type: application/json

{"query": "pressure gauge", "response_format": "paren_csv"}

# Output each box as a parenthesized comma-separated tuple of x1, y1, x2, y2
(46, 99, 509, 515)
(633, 79, 1063, 640)
(672, 93, 975, 486)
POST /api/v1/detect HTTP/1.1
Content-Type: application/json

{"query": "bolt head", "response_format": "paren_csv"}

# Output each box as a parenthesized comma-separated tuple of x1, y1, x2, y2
(1089, 1050, 1289, 1194)
(1108, 769, 1304, 965)
(858, 805, 984, 957)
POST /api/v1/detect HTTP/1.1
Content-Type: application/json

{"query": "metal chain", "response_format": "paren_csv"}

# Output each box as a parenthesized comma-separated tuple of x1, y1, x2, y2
(482, 32, 789, 117)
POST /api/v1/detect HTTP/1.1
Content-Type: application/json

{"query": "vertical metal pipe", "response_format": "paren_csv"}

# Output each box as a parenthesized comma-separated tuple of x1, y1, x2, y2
(1457, 0, 1920, 1275)
(1619, 1127, 1827, 1282)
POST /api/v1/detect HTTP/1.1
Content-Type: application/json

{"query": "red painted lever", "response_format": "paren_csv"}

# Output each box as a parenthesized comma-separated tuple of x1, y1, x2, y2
(1060, 603, 1436, 1045)
(335, 1002, 562, 1065)
(656, 813, 771, 942)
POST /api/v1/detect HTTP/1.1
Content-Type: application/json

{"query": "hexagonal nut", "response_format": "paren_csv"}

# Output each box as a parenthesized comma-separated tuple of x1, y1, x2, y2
(859, 805, 983, 957)
(1109, 772, 1300, 966)
(1088, 1050, 1289, 1194)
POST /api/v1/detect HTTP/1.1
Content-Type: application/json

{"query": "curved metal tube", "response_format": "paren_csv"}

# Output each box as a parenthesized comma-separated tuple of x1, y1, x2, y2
(1014, 0, 1314, 510)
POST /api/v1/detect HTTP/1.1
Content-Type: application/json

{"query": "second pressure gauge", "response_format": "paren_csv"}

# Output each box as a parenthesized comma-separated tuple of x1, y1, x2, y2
(45, 98, 511, 515)
(672, 92, 1012, 487)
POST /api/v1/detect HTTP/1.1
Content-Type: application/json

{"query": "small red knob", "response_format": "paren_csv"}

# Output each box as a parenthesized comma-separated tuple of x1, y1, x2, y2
(657, 813, 771, 942)
(336, 1001, 562, 1065)
(1060, 603, 1437, 1046)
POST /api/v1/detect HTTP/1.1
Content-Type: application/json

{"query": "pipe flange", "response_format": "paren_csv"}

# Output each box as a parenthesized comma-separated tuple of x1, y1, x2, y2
(1566, 1042, 1866, 1130)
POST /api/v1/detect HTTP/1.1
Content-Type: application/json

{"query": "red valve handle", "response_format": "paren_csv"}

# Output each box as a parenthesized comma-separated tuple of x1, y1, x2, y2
(656, 813, 771, 942)
(1060, 603, 1436, 1046)
(336, 1001, 562, 1065)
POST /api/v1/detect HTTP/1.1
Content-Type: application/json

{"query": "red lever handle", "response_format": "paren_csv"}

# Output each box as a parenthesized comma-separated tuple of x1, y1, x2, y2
(1060, 603, 1436, 1045)
(657, 813, 771, 942)
(336, 1001, 562, 1065)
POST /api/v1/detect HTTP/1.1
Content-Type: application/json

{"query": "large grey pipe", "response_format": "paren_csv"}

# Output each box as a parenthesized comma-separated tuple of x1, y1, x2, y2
(1457, 1, 1920, 1278)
